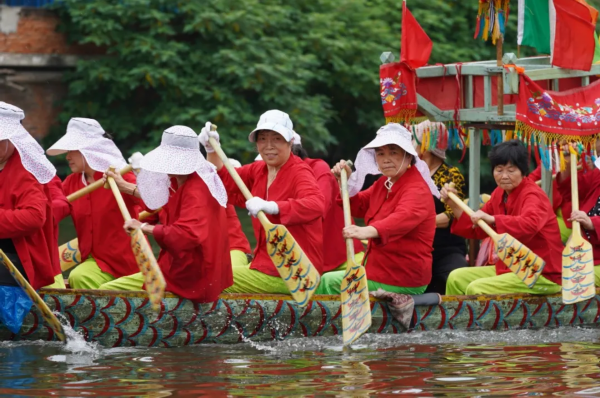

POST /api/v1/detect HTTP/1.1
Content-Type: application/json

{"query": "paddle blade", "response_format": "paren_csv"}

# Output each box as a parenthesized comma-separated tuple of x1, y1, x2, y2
(0, 250, 66, 342)
(265, 223, 320, 306)
(59, 239, 82, 272)
(562, 235, 595, 304)
(495, 233, 546, 288)
(340, 260, 371, 346)
(130, 230, 166, 311)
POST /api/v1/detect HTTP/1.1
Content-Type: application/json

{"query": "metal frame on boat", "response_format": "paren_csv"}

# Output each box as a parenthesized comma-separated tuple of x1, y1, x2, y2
(0, 288, 598, 347)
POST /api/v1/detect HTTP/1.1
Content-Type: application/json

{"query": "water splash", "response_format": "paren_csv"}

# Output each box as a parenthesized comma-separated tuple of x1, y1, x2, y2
(55, 312, 100, 358)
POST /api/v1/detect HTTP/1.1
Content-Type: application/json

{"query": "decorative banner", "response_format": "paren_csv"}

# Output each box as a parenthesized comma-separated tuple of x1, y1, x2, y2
(380, 62, 417, 123)
(515, 74, 600, 171)
(474, 0, 510, 44)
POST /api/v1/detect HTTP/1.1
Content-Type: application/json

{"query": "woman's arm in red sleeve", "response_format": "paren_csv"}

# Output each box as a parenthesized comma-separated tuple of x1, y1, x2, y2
(276, 168, 325, 225)
(493, 192, 549, 243)
(217, 164, 254, 208)
(48, 176, 70, 223)
(0, 184, 47, 239)
(450, 199, 494, 240)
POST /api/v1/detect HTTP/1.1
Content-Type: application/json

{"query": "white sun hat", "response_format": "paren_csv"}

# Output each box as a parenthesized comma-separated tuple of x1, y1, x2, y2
(292, 132, 302, 146)
(0, 102, 56, 184)
(47, 118, 127, 172)
(348, 123, 440, 198)
(136, 125, 228, 210)
(248, 110, 294, 143)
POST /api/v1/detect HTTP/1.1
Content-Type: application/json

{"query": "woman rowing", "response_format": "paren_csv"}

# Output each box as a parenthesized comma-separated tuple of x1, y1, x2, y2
(318, 123, 438, 295)
(0, 102, 60, 290)
(199, 110, 326, 294)
(101, 126, 233, 302)
(413, 121, 467, 295)
(556, 150, 600, 287)
(47, 118, 141, 289)
(441, 140, 563, 295)
(290, 132, 365, 272)
(225, 159, 253, 268)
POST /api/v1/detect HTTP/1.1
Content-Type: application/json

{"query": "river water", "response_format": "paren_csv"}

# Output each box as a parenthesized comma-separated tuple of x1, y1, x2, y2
(1, 326, 599, 396)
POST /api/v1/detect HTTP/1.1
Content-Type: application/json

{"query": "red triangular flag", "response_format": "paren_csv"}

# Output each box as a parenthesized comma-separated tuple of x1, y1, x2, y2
(551, 0, 596, 71)
(400, 1, 433, 69)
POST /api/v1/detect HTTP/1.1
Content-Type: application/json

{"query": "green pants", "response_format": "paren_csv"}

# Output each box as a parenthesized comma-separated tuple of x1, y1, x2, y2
(315, 270, 426, 295)
(69, 257, 116, 290)
(99, 272, 144, 291)
(556, 209, 572, 245)
(44, 274, 66, 289)
(446, 266, 562, 296)
(223, 263, 290, 294)
(327, 252, 365, 273)
(594, 265, 600, 287)
(231, 250, 250, 268)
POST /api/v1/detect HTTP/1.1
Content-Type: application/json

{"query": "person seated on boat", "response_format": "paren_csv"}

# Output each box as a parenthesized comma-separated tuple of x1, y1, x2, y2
(0, 102, 60, 290)
(99, 125, 233, 302)
(413, 121, 467, 295)
(199, 110, 326, 294)
(47, 118, 141, 290)
(528, 165, 572, 244)
(556, 150, 600, 287)
(45, 175, 70, 289)
(441, 140, 563, 295)
(225, 159, 252, 268)
(290, 132, 365, 272)
(316, 123, 438, 295)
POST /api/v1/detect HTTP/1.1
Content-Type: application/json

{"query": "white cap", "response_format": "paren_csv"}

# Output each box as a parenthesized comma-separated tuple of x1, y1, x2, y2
(363, 123, 418, 157)
(292, 132, 302, 146)
(248, 110, 294, 143)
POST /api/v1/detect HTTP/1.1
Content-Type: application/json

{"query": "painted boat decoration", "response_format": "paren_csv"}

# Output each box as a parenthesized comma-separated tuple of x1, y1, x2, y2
(0, 288, 598, 347)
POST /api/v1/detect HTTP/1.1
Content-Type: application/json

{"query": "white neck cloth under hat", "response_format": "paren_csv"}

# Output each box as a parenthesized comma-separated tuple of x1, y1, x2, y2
(0, 102, 56, 184)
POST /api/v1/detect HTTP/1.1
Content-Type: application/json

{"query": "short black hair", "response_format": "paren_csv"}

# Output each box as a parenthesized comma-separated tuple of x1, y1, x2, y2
(291, 144, 308, 159)
(489, 139, 529, 176)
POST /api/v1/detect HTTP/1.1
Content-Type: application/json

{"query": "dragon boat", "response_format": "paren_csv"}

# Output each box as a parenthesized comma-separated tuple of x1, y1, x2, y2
(0, 288, 598, 347)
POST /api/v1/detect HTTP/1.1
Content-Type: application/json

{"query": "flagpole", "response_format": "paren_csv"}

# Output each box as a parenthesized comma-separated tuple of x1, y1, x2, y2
(497, 36, 504, 116)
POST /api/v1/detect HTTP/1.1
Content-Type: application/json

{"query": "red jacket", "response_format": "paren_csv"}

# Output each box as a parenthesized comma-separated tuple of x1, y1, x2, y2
(348, 167, 435, 287)
(62, 171, 140, 279)
(452, 178, 562, 285)
(0, 153, 56, 289)
(304, 158, 363, 271)
(528, 166, 572, 228)
(557, 167, 600, 264)
(48, 175, 70, 277)
(226, 204, 251, 253)
(153, 173, 233, 302)
(218, 154, 325, 276)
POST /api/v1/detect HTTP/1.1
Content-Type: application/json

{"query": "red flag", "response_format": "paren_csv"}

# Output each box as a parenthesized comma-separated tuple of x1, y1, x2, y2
(552, 0, 596, 71)
(400, 1, 433, 69)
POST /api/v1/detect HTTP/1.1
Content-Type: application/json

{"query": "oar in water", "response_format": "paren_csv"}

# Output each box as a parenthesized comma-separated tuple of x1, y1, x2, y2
(59, 209, 159, 272)
(107, 167, 166, 311)
(447, 190, 546, 288)
(207, 128, 320, 306)
(0, 250, 66, 341)
(562, 149, 595, 304)
(339, 160, 371, 346)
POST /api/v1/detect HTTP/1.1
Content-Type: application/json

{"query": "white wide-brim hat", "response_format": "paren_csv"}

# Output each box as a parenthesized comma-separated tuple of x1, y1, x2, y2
(248, 110, 294, 143)
(47, 117, 127, 171)
(347, 123, 439, 198)
(0, 102, 56, 184)
(137, 125, 227, 209)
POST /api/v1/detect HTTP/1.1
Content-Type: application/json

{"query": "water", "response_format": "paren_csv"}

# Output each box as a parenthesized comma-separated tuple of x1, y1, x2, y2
(1, 328, 599, 396)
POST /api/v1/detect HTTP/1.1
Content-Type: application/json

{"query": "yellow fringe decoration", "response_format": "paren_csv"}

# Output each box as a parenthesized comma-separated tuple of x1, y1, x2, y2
(505, 130, 513, 141)
(385, 109, 418, 125)
(515, 121, 599, 150)
(559, 148, 566, 172)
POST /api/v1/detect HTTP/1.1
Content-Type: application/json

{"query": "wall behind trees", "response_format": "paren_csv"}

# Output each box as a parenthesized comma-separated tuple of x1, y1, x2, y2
(48, 0, 521, 170)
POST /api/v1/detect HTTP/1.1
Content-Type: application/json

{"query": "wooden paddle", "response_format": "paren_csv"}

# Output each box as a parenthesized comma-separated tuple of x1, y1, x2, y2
(207, 128, 320, 306)
(106, 167, 166, 311)
(0, 250, 66, 341)
(447, 190, 546, 288)
(66, 164, 133, 202)
(339, 160, 371, 346)
(59, 209, 159, 272)
(562, 150, 595, 304)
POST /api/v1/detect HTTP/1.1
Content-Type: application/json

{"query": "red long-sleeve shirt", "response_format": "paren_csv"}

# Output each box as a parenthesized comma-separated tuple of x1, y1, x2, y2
(62, 171, 141, 279)
(451, 177, 562, 285)
(153, 173, 233, 302)
(557, 167, 600, 264)
(304, 158, 363, 271)
(225, 205, 251, 253)
(528, 165, 572, 228)
(348, 167, 435, 287)
(47, 175, 70, 278)
(218, 154, 326, 276)
(0, 153, 56, 289)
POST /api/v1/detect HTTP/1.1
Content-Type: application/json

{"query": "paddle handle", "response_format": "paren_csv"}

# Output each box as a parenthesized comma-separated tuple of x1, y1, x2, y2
(208, 132, 271, 226)
(0, 250, 66, 341)
(67, 164, 133, 202)
(447, 192, 498, 240)
(570, 152, 582, 238)
(340, 161, 355, 261)
(107, 166, 133, 221)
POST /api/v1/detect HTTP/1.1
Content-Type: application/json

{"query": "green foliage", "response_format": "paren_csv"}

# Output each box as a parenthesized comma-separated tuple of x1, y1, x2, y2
(50, 0, 519, 167)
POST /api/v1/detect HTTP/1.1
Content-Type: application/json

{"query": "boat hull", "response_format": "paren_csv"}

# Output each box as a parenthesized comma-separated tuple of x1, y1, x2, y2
(0, 289, 598, 347)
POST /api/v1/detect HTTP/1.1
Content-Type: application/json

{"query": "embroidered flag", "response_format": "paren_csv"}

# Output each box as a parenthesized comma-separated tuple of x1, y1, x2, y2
(517, 0, 551, 54)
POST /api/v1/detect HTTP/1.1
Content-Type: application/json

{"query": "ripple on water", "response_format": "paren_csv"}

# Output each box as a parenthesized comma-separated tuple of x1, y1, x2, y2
(0, 327, 597, 396)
